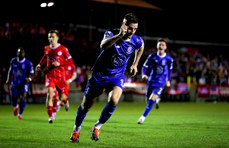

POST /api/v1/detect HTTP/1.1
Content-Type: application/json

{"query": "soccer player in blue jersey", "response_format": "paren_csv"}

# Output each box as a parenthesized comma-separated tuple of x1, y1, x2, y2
(70, 13, 144, 143)
(6, 47, 34, 120)
(137, 39, 173, 124)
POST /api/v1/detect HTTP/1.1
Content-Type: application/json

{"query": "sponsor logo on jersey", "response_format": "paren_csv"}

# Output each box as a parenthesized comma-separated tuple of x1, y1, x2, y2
(111, 54, 126, 67)
(156, 66, 163, 74)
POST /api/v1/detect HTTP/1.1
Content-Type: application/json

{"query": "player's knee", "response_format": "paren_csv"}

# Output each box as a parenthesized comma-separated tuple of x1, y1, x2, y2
(61, 95, 67, 101)
(110, 87, 122, 105)
(110, 97, 119, 105)
(81, 97, 89, 111)
(22, 93, 27, 99)
(81, 103, 91, 112)
(149, 98, 156, 101)
(149, 94, 158, 101)
(48, 94, 53, 100)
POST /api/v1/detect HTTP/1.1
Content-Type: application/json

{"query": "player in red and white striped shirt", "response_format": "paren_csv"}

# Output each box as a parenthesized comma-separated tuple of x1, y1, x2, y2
(36, 30, 72, 123)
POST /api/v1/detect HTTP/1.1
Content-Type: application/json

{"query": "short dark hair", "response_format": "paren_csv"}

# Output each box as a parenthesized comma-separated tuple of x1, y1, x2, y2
(48, 30, 60, 37)
(17, 47, 26, 56)
(18, 47, 25, 51)
(157, 38, 167, 44)
(124, 13, 139, 24)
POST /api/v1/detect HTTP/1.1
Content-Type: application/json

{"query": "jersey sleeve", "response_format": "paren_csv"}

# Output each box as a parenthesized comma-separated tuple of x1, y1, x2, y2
(167, 57, 173, 81)
(9, 58, 14, 72)
(142, 54, 152, 76)
(63, 48, 72, 60)
(71, 64, 76, 75)
(143, 54, 152, 68)
(68, 58, 76, 75)
(137, 36, 144, 49)
(29, 60, 34, 74)
(102, 30, 114, 40)
(38, 54, 47, 66)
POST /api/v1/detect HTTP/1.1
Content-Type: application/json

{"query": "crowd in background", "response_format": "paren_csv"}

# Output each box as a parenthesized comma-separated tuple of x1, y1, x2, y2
(0, 21, 229, 96)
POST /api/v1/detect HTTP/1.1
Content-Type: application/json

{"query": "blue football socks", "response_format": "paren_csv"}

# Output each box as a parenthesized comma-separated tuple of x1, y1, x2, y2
(99, 102, 117, 124)
(142, 99, 156, 117)
(75, 105, 88, 127)
(19, 99, 26, 115)
(11, 97, 17, 107)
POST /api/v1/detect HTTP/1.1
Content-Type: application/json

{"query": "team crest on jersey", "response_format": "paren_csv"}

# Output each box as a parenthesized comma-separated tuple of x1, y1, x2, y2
(126, 47, 133, 54)
(58, 51, 62, 56)
(162, 59, 166, 66)
(68, 66, 71, 70)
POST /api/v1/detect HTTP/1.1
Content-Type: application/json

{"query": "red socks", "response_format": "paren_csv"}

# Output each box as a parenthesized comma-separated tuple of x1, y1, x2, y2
(47, 106, 53, 117)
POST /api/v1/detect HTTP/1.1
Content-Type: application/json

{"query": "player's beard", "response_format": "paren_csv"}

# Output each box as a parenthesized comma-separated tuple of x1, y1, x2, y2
(124, 32, 133, 40)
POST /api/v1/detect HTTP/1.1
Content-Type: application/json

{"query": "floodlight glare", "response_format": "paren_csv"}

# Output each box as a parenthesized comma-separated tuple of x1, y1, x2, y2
(40, 3, 47, 7)
(47, 2, 54, 7)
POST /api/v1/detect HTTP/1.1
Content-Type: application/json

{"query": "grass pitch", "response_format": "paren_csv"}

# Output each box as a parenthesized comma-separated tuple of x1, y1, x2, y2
(0, 102, 229, 148)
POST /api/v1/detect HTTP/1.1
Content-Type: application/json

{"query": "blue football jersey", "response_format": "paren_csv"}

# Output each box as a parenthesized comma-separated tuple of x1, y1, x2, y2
(91, 29, 144, 79)
(9, 57, 34, 85)
(144, 51, 173, 87)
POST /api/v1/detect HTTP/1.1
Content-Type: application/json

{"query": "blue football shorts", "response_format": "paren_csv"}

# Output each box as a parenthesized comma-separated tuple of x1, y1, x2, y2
(10, 83, 29, 97)
(84, 73, 125, 99)
(146, 85, 164, 99)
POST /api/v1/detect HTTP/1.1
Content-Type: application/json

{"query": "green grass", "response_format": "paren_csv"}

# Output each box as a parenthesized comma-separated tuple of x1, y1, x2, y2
(0, 102, 229, 148)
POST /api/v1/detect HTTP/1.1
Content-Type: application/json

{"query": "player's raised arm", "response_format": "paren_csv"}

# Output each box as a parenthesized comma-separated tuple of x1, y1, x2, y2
(100, 21, 128, 51)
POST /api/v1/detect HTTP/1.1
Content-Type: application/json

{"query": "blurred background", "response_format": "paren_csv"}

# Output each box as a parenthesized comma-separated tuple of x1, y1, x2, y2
(1, 0, 229, 103)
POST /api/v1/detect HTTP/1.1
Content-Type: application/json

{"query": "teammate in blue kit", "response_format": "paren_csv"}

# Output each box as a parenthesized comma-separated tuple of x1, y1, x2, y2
(6, 47, 34, 120)
(70, 13, 144, 143)
(137, 39, 173, 124)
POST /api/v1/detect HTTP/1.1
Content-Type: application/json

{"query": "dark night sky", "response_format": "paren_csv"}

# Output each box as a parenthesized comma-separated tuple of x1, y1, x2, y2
(1, 0, 228, 44)
(147, 0, 229, 44)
